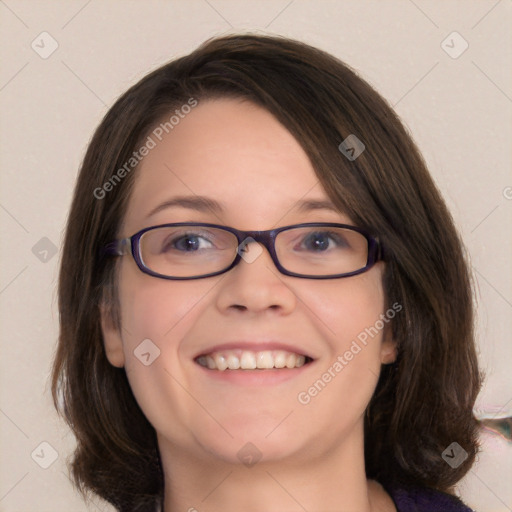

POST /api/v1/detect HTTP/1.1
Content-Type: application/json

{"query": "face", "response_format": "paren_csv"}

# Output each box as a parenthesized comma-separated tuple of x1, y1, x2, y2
(101, 98, 396, 467)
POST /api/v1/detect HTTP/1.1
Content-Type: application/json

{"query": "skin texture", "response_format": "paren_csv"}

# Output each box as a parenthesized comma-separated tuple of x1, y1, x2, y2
(101, 98, 397, 512)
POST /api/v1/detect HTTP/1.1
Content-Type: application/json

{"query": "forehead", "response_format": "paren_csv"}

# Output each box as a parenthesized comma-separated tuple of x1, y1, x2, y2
(123, 98, 339, 231)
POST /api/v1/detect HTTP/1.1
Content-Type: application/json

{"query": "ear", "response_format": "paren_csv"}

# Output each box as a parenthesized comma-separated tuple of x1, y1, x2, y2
(100, 303, 125, 368)
(380, 328, 397, 365)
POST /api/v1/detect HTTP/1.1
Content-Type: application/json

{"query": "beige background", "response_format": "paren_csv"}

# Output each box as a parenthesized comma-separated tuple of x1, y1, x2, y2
(1, 1, 511, 511)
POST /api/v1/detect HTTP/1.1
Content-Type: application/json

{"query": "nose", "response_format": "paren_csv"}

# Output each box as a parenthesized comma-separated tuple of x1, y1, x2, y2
(214, 240, 297, 314)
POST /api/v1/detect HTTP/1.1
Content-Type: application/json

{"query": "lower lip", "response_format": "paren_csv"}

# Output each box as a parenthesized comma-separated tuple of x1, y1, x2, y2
(194, 361, 314, 385)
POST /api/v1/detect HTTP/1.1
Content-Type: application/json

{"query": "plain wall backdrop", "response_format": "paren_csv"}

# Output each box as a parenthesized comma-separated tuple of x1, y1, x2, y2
(1, 1, 511, 511)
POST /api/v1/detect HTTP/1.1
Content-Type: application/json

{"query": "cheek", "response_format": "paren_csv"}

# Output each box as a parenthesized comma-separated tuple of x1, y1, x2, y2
(309, 269, 386, 351)
(115, 265, 196, 385)
(114, 270, 211, 441)
(117, 263, 210, 349)
(298, 270, 386, 412)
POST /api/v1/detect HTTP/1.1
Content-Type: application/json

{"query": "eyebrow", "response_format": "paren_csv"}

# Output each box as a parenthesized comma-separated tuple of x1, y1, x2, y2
(147, 196, 222, 217)
(146, 195, 341, 218)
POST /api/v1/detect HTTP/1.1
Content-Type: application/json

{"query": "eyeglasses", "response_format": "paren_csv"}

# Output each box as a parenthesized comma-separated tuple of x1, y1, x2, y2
(102, 222, 383, 280)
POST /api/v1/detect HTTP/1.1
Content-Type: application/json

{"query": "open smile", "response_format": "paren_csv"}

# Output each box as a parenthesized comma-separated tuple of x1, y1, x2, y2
(196, 349, 314, 371)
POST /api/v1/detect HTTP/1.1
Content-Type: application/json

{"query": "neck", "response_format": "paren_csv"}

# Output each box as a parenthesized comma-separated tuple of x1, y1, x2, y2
(159, 423, 395, 512)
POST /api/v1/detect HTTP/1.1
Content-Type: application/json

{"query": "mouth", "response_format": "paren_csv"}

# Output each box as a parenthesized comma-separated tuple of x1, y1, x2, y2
(195, 349, 314, 371)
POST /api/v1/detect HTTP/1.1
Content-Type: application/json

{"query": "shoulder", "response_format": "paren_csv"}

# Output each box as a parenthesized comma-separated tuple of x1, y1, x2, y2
(381, 482, 476, 512)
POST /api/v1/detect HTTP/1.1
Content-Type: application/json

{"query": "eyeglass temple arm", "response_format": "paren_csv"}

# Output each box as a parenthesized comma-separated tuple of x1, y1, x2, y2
(100, 239, 130, 258)
(372, 237, 384, 262)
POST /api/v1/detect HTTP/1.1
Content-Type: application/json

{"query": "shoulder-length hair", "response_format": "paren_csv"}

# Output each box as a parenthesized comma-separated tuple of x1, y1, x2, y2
(52, 33, 482, 511)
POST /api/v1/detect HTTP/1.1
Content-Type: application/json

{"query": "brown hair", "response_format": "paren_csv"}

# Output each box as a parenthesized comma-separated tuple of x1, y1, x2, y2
(52, 34, 482, 511)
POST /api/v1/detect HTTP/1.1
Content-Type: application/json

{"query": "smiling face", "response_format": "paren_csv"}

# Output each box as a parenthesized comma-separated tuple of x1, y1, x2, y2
(101, 97, 396, 468)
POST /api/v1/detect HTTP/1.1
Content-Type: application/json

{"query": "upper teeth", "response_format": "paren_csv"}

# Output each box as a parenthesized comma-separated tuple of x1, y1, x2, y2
(196, 350, 307, 371)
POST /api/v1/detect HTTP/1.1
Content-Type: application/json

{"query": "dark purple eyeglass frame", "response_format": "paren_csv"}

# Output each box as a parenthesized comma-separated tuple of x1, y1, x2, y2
(101, 222, 383, 280)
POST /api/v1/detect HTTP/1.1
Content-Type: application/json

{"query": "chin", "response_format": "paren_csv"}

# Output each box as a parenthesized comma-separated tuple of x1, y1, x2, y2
(202, 435, 304, 468)
(194, 416, 304, 466)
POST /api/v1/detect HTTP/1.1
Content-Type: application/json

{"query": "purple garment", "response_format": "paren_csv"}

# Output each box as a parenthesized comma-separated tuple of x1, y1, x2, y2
(383, 483, 475, 512)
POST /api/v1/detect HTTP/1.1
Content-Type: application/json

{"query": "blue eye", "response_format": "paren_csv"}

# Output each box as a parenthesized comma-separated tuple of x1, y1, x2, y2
(163, 233, 214, 253)
(174, 235, 201, 251)
(301, 231, 347, 252)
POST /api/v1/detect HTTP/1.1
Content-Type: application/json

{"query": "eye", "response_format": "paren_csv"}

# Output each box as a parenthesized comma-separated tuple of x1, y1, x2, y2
(300, 231, 348, 252)
(162, 232, 214, 252)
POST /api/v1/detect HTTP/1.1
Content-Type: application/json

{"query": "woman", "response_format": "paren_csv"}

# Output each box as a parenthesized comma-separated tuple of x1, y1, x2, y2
(52, 34, 481, 511)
